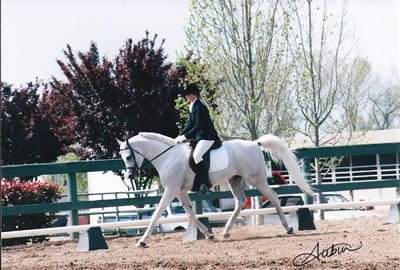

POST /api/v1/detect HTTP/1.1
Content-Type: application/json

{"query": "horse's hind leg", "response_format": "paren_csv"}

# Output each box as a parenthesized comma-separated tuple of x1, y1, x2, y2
(222, 176, 246, 239)
(177, 193, 213, 239)
(136, 188, 178, 247)
(254, 181, 293, 234)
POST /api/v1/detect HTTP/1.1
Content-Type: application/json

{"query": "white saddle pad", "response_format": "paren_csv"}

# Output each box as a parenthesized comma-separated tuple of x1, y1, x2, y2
(209, 144, 229, 172)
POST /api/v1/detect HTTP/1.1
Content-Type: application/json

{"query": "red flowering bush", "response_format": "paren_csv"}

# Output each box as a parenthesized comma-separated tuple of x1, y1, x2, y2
(2, 178, 63, 246)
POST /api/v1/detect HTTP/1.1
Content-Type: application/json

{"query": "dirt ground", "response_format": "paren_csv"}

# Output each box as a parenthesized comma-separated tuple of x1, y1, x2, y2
(2, 216, 400, 270)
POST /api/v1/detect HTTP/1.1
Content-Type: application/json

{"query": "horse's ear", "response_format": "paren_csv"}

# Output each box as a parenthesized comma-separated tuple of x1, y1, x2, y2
(116, 138, 123, 146)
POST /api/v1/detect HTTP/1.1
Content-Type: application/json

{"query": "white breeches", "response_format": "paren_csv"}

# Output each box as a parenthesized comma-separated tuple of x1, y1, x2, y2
(193, 140, 214, 164)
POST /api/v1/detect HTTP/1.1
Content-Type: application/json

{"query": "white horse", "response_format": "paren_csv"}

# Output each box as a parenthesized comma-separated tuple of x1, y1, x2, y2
(117, 132, 313, 247)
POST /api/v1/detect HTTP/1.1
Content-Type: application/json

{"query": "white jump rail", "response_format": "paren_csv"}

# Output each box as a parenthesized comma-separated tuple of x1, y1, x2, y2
(2, 199, 399, 239)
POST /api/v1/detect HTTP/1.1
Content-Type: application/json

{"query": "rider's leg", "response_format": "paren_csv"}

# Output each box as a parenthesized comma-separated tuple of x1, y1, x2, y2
(193, 140, 214, 194)
(197, 159, 212, 194)
(193, 140, 214, 164)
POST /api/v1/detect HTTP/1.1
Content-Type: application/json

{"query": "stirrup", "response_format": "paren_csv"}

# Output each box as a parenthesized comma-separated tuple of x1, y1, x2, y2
(200, 184, 211, 195)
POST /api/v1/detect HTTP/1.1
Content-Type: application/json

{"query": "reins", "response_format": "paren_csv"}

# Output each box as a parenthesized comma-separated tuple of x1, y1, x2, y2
(121, 139, 175, 170)
(147, 145, 175, 164)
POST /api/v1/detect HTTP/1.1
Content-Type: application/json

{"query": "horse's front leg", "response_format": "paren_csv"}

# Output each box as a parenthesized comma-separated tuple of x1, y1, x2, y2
(177, 193, 214, 239)
(136, 188, 177, 248)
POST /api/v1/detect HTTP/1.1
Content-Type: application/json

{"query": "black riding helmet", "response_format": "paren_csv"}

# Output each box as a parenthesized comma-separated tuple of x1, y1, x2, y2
(183, 83, 200, 96)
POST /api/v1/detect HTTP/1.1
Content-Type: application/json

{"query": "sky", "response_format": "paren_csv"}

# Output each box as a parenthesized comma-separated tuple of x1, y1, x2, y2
(1, 0, 400, 87)
(346, 0, 400, 79)
(1, 0, 191, 87)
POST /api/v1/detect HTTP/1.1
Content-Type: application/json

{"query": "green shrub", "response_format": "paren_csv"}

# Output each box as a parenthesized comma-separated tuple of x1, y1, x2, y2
(1, 178, 63, 246)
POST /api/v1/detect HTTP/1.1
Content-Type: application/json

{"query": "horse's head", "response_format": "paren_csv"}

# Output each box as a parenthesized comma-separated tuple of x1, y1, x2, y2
(116, 137, 144, 179)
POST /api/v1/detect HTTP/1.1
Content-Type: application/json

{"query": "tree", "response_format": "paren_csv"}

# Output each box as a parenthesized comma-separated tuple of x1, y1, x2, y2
(338, 58, 372, 132)
(287, 0, 370, 147)
(48, 41, 123, 159)
(1, 81, 67, 167)
(186, 0, 295, 140)
(369, 76, 400, 130)
(39, 82, 77, 150)
(46, 32, 184, 191)
(113, 32, 181, 139)
(286, 0, 371, 219)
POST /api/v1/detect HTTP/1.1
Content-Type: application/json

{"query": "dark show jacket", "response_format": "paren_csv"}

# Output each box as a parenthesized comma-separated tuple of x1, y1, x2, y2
(181, 99, 221, 147)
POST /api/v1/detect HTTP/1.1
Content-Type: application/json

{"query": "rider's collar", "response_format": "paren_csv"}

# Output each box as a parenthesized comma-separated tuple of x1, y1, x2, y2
(189, 98, 198, 112)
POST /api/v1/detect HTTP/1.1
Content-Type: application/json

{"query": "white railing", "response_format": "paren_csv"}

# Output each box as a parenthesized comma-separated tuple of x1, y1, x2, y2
(280, 162, 399, 184)
(3, 199, 399, 240)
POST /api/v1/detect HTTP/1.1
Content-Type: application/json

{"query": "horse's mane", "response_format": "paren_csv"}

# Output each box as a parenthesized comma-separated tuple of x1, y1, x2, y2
(139, 132, 175, 145)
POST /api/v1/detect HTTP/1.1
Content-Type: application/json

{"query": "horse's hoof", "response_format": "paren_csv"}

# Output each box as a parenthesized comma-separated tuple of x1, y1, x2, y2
(207, 235, 215, 240)
(222, 233, 230, 239)
(287, 227, 294, 234)
(136, 242, 147, 248)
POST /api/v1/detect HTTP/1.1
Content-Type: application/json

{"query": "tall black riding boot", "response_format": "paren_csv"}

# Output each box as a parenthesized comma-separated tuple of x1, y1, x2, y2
(196, 160, 212, 195)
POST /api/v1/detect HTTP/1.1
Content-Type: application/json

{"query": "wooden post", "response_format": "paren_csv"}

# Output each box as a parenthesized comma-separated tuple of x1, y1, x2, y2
(193, 200, 203, 215)
(67, 173, 79, 239)
(303, 159, 314, 220)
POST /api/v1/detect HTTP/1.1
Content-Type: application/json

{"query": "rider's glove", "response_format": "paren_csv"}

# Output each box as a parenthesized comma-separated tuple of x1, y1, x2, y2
(174, 135, 186, 144)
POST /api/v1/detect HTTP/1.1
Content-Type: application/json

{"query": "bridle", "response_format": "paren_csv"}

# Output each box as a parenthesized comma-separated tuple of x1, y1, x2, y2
(120, 138, 175, 173)
(119, 139, 144, 172)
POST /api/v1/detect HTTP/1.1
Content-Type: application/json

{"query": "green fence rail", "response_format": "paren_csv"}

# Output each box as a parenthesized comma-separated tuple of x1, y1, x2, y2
(2, 142, 400, 237)
(294, 142, 400, 159)
(2, 179, 399, 217)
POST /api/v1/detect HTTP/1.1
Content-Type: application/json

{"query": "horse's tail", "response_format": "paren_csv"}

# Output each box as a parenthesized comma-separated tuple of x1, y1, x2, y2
(256, 134, 314, 196)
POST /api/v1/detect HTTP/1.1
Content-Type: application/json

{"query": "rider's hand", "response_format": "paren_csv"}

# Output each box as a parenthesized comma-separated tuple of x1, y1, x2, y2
(174, 135, 186, 144)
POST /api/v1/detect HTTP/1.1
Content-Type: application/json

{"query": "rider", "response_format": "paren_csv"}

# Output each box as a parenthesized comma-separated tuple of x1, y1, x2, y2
(174, 83, 222, 194)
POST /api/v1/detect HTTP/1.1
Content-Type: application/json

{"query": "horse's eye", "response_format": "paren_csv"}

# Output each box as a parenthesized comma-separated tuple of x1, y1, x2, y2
(126, 156, 132, 161)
